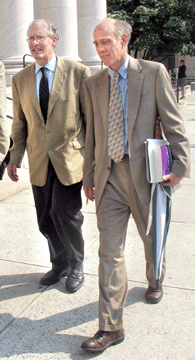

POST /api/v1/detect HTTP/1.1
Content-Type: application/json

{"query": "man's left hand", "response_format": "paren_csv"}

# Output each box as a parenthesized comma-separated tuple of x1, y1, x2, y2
(161, 173, 183, 187)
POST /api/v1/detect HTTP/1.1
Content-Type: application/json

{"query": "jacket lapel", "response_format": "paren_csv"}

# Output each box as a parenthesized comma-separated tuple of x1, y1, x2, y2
(28, 57, 67, 121)
(96, 69, 110, 135)
(96, 60, 144, 145)
(48, 56, 67, 117)
(27, 64, 44, 121)
(127, 57, 144, 153)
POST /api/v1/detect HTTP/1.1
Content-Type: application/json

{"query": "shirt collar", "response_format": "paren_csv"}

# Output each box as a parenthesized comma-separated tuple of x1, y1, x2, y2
(35, 54, 57, 74)
(108, 55, 129, 80)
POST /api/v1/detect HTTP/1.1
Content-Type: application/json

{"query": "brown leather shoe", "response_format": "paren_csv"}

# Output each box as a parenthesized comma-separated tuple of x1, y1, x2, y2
(145, 285, 163, 304)
(81, 329, 124, 352)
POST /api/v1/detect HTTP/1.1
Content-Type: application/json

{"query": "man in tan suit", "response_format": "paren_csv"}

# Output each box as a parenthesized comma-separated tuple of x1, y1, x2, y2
(8, 19, 90, 293)
(81, 18, 190, 352)
(0, 61, 9, 172)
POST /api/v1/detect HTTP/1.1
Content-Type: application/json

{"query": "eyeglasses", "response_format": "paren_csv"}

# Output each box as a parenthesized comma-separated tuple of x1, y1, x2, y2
(93, 38, 116, 48)
(26, 35, 49, 43)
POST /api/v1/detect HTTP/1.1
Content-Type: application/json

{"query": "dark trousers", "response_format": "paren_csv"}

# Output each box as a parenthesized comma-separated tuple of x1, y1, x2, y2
(32, 161, 84, 270)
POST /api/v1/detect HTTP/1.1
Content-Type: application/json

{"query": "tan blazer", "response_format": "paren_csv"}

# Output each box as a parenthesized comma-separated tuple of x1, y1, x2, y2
(0, 61, 9, 165)
(83, 56, 190, 210)
(10, 56, 91, 186)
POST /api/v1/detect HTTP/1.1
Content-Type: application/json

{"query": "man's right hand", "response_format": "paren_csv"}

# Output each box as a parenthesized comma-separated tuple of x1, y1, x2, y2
(83, 187, 95, 201)
(7, 164, 19, 182)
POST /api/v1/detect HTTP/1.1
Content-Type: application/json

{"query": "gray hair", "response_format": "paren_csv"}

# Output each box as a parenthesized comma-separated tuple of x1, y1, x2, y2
(113, 19, 132, 43)
(27, 19, 59, 41)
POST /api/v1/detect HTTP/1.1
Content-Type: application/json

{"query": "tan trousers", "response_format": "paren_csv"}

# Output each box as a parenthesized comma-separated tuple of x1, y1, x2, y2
(97, 155, 166, 331)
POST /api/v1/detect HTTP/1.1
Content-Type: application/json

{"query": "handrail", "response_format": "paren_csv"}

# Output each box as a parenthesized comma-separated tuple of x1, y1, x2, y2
(23, 54, 33, 68)
(6, 54, 32, 121)
(6, 97, 13, 120)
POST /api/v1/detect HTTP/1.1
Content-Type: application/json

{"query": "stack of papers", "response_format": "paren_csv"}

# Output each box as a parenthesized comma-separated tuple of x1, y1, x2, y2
(145, 139, 172, 183)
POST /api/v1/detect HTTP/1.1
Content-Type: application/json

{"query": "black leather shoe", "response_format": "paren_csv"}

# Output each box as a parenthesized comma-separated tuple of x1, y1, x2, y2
(145, 285, 163, 304)
(81, 329, 124, 352)
(40, 268, 69, 286)
(65, 265, 84, 293)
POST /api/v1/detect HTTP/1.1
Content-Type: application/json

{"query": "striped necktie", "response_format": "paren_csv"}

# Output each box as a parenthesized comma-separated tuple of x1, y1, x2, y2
(39, 67, 49, 123)
(108, 72, 124, 162)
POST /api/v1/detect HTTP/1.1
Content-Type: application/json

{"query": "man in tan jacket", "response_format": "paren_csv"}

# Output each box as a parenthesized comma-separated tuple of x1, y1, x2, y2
(81, 18, 190, 352)
(8, 19, 90, 293)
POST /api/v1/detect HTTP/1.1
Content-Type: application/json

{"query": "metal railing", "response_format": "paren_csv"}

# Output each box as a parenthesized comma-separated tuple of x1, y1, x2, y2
(6, 97, 13, 120)
(6, 54, 33, 120)
(23, 54, 33, 68)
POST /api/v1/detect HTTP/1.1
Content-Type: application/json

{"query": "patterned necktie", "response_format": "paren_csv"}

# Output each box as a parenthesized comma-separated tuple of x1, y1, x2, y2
(39, 67, 49, 123)
(108, 72, 124, 162)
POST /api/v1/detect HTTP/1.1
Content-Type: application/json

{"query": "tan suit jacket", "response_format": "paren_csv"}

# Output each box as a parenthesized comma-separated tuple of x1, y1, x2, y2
(10, 56, 91, 186)
(83, 56, 190, 210)
(0, 61, 9, 165)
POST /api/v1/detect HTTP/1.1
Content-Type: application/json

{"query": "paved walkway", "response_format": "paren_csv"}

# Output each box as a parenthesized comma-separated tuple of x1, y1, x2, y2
(0, 92, 195, 359)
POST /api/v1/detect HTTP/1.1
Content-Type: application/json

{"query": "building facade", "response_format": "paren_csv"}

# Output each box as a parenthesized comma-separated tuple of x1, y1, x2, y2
(1, 0, 194, 85)
(0, 0, 107, 85)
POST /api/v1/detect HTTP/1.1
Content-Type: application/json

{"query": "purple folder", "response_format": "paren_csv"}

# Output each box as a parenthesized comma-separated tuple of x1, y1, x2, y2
(145, 139, 172, 183)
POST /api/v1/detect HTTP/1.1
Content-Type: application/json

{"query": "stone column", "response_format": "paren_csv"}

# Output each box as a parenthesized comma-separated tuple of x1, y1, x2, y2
(34, 0, 41, 19)
(77, 0, 107, 74)
(0, 0, 34, 85)
(40, 0, 80, 60)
